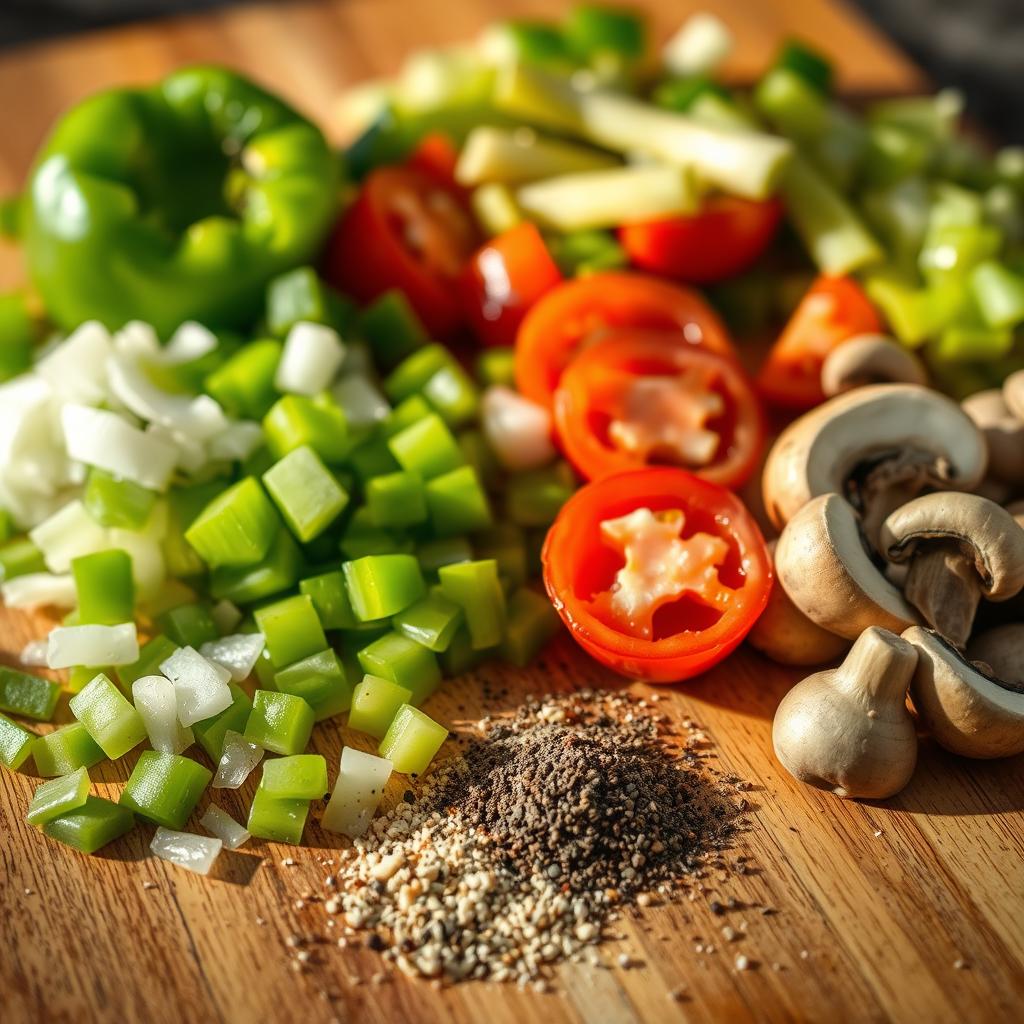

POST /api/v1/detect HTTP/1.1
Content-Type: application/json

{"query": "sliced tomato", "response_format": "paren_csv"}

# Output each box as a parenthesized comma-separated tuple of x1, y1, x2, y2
(406, 133, 461, 190)
(542, 468, 772, 682)
(757, 275, 882, 409)
(515, 272, 738, 409)
(459, 222, 564, 349)
(323, 164, 479, 338)
(553, 331, 765, 490)
(619, 196, 783, 284)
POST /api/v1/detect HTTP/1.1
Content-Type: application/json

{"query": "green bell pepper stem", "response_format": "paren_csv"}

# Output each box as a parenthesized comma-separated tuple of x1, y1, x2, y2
(971, 260, 1024, 328)
(0, 712, 35, 770)
(22, 66, 339, 335)
(0, 666, 61, 722)
(43, 796, 135, 854)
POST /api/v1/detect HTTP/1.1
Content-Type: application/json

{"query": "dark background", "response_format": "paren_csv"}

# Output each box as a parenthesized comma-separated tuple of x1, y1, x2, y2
(0, 0, 1021, 142)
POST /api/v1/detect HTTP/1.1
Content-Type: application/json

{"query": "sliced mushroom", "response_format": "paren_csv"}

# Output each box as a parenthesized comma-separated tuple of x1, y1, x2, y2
(961, 389, 1024, 485)
(775, 493, 919, 640)
(772, 626, 919, 799)
(762, 384, 986, 543)
(966, 624, 1024, 688)
(746, 541, 851, 666)
(821, 334, 928, 396)
(1003, 368, 1024, 422)
(1007, 500, 1024, 531)
(904, 626, 1024, 758)
(880, 493, 1024, 649)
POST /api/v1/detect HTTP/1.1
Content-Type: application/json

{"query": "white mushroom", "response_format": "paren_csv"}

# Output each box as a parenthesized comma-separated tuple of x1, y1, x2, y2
(961, 389, 1024, 486)
(1002, 368, 1024, 422)
(967, 624, 1024, 687)
(762, 384, 987, 543)
(772, 627, 919, 799)
(821, 334, 928, 397)
(904, 625, 1024, 759)
(746, 541, 851, 666)
(775, 493, 919, 640)
(1007, 500, 1024, 531)
(880, 493, 1024, 649)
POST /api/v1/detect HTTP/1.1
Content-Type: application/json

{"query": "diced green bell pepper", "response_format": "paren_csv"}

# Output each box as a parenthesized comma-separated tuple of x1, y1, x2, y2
(266, 265, 354, 338)
(0, 537, 45, 581)
(27, 766, 91, 825)
(262, 445, 349, 542)
(0, 712, 35, 770)
(475, 347, 516, 389)
(426, 465, 493, 536)
(83, 469, 157, 531)
(273, 648, 352, 721)
(549, 228, 628, 276)
(384, 345, 450, 404)
(564, 4, 646, 66)
(416, 536, 474, 575)
(971, 260, 1024, 328)
(388, 412, 464, 479)
(30, 722, 105, 777)
(379, 704, 448, 776)
(159, 602, 219, 649)
(247, 787, 309, 844)
(357, 631, 441, 706)
(43, 796, 135, 854)
(254, 594, 327, 668)
(392, 592, 464, 652)
(365, 470, 428, 529)
(0, 292, 36, 381)
(775, 38, 833, 94)
(120, 751, 212, 829)
(204, 338, 282, 420)
(0, 666, 61, 722)
(117, 635, 179, 691)
(185, 477, 279, 569)
(439, 559, 507, 650)
(245, 690, 314, 755)
(21, 67, 339, 335)
(348, 675, 413, 739)
(260, 753, 328, 800)
(359, 289, 429, 369)
(263, 393, 350, 464)
(69, 673, 146, 759)
(70, 549, 135, 625)
(300, 570, 359, 630)
(192, 683, 252, 760)
(500, 587, 561, 666)
(209, 527, 301, 605)
(343, 554, 426, 621)
(505, 463, 576, 526)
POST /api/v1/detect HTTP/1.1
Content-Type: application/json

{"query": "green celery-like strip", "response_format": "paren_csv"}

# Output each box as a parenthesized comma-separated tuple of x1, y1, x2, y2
(43, 796, 134, 854)
(0, 666, 61, 722)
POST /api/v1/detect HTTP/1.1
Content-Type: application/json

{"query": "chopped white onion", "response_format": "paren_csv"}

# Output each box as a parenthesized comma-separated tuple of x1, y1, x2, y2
(662, 13, 733, 77)
(28, 500, 108, 573)
(35, 320, 112, 403)
(322, 747, 393, 838)
(275, 322, 346, 395)
(212, 729, 264, 789)
(480, 386, 557, 471)
(332, 374, 390, 428)
(144, 422, 208, 475)
(150, 826, 223, 875)
(206, 421, 264, 462)
(61, 404, 179, 491)
(113, 321, 161, 358)
(200, 804, 251, 850)
(210, 599, 242, 635)
(199, 633, 266, 683)
(2, 573, 77, 609)
(161, 322, 218, 365)
(160, 645, 233, 727)
(132, 675, 194, 754)
(20, 638, 50, 666)
(47, 622, 139, 669)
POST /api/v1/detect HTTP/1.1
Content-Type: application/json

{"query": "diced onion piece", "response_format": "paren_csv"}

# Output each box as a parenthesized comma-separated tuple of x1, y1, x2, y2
(3, 573, 77, 610)
(332, 375, 391, 428)
(662, 13, 733, 77)
(206, 421, 264, 462)
(20, 638, 50, 666)
(160, 646, 233, 727)
(29, 500, 108, 573)
(481, 386, 556, 471)
(132, 675, 195, 754)
(35, 321, 112, 403)
(200, 804, 251, 850)
(199, 633, 266, 683)
(275, 322, 346, 395)
(113, 321, 161, 358)
(161, 322, 218, 365)
(210, 599, 243, 635)
(144, 422, 207, 476)
(150, 826, 223, 875)
(212, 729, 264, 789)
(322, 746, 393, 838)
(47, 622, 140, 669)
(61, 405, 179, 492)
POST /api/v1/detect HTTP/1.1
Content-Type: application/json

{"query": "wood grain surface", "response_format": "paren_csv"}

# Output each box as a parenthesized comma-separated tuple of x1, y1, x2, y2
(1, 3, 1021, 1024)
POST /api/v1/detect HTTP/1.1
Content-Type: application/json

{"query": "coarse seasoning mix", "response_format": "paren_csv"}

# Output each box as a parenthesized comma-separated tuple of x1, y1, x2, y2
(314, 689, 747, 986)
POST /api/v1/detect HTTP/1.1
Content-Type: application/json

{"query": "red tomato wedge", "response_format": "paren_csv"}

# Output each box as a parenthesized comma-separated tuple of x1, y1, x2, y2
(553, 331, 765, 490)
(757, 275, 882, 409)
(324, 164, 479, 338)
(459, 222, 564, 349)
(515, 272, 738, 409)
(543, 468, 772, 682)
(619, 196, 783, 284)
(405, 133, 462, 189)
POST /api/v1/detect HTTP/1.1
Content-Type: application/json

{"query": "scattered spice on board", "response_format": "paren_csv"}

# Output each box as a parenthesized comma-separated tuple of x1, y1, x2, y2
(312, 689, 747, 985)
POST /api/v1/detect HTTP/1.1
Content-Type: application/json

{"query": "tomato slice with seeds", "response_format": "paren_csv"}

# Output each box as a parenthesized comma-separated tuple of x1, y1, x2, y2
(323, 164, 479, 337)
(514, 272, 738, 409)
(543, 468, 772, 682)
(553, 331, 765, 490)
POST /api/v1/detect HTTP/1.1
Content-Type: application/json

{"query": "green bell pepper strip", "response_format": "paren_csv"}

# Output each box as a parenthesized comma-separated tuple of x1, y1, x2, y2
(0, 666, 61, 722)
(348, 675, 413, 739)
(43, 796, 135, 854)
(0, 712, 35, 770)
(119, 751, 212, 829)
(260, 753, 328, 800)
(30, 722, 105, 777)
(21, 66, 339, 335)
(27, 766, 92, 825)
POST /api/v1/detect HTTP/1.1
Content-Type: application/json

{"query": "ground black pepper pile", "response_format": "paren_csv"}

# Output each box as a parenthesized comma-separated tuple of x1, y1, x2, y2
(317, 690, 745, 986)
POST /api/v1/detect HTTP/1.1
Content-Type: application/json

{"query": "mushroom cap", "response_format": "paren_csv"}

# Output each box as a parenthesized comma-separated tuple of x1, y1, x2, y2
(821, 334, 928, 396)
(1007, 500, 1024, 531)
(1003, 368, 1024, 422)
(904, 625, 1024, 758)
(961, 389, 1024, 485)
(747, 541, 851, 666)
(762, 384, 987, 531)
(966, 624, 1024, 688)
(880, 492, 1024, 601)
(776, 493, 920, 639)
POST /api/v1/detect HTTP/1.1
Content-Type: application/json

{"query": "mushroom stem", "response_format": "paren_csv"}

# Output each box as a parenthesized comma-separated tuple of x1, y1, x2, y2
(901, 544, 981, 650)
(852, 451, 951, 547)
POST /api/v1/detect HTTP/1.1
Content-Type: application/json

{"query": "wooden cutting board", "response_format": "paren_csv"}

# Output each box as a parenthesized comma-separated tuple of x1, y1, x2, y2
(2, 3, 1022, 1023)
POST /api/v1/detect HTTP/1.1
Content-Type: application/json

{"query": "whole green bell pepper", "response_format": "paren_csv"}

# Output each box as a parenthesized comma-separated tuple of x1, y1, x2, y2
(21, 66, 339, 336)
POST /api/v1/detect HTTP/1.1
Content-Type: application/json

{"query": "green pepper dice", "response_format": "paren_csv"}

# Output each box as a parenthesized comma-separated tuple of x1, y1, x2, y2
(120, 751, 212, 830)
(21, 67, 339, 334)
(44, 796, 135, 854)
